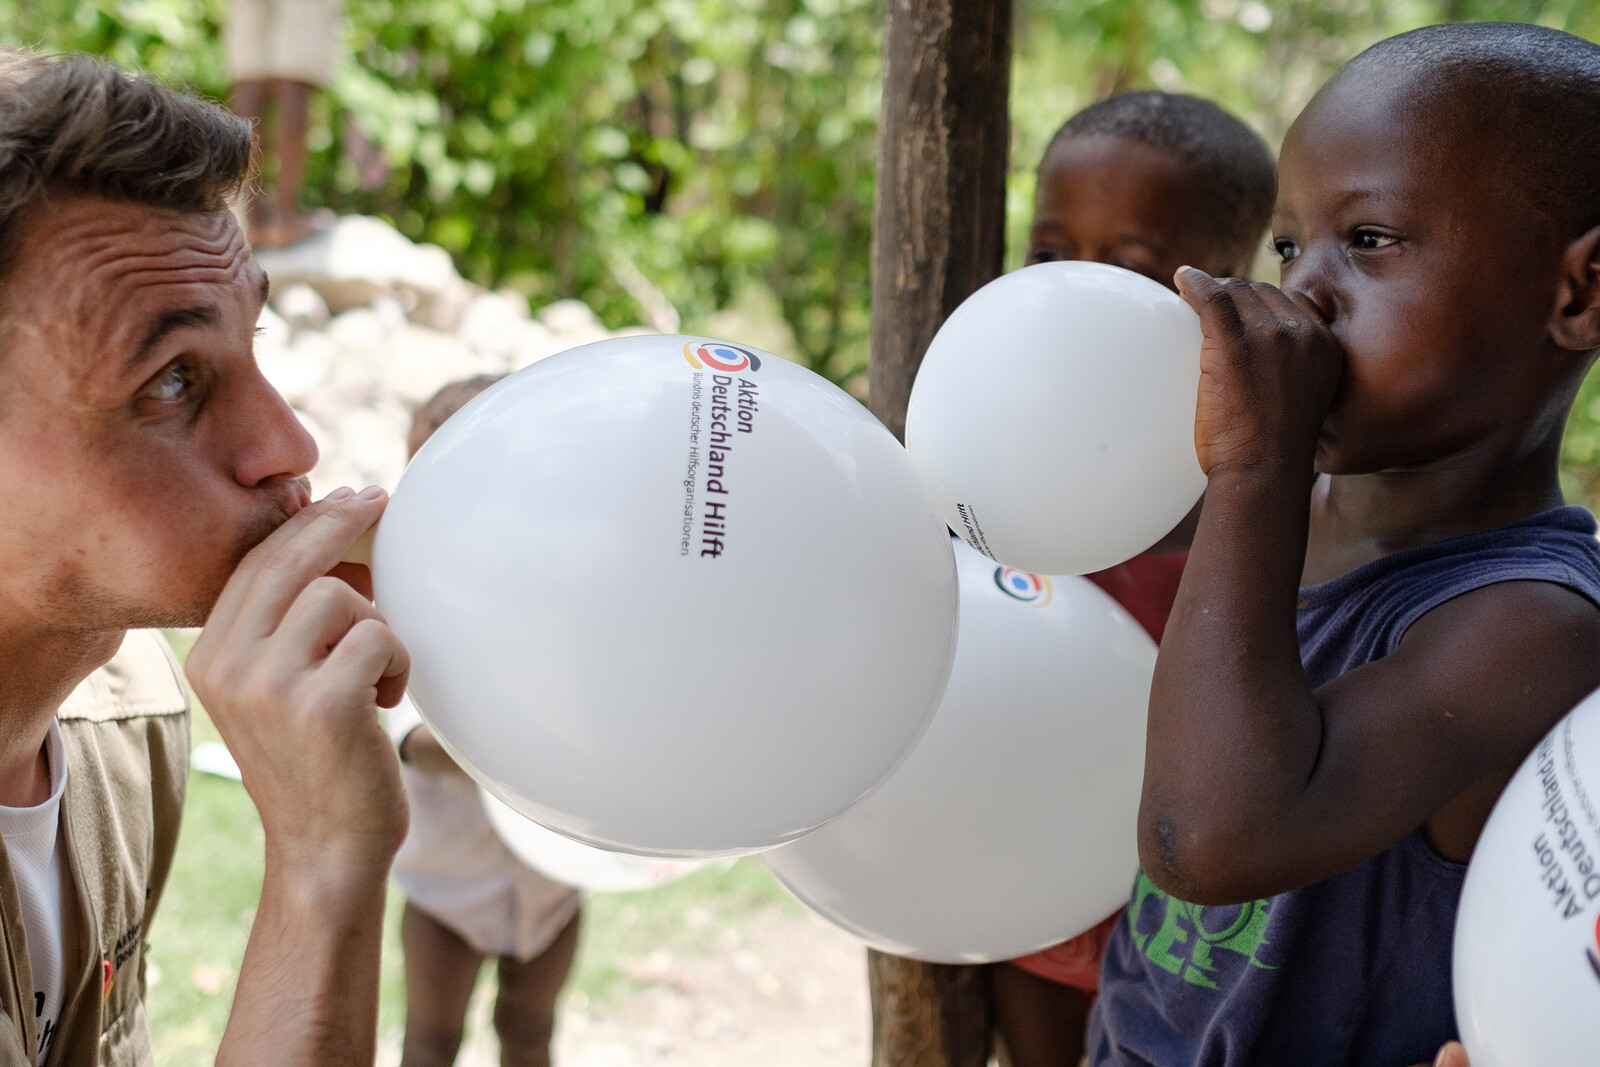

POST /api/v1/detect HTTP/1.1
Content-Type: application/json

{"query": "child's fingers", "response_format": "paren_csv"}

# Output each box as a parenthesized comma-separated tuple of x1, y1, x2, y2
(1255, 283, 1325, 330)
(1176, 267, 1262, 348)
(1279, 286, 1328, 326)
(1174, 265, 1222, 320)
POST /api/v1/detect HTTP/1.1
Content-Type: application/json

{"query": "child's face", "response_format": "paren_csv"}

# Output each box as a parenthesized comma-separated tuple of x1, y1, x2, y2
(1027, 135, 1243, 288)
(1274, 74, 1573, 475)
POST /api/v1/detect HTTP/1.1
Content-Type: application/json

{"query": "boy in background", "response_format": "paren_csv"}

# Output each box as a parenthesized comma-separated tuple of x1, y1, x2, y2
(388, 376, 583, 1067)
(1093, 23, 1600, 1066)
(994, 91, 1275, 1067)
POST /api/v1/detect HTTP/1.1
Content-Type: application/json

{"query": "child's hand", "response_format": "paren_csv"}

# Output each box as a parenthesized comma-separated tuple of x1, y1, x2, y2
(1413, 1041, 1468, 1067)
(400, 723, 470, 778)
(1174, 267, 1344, 476)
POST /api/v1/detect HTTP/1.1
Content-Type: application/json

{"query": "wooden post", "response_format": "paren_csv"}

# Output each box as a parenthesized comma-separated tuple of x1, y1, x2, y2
(865, 1, 1013, 1066)
(867, 0, 1013, 443)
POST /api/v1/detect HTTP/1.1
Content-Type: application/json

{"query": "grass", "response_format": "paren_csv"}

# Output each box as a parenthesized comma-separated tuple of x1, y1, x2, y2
(145, 630, 798, 1065)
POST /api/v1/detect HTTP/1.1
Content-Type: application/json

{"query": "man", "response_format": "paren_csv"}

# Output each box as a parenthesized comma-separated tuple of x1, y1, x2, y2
(0, 49, 407, 1064)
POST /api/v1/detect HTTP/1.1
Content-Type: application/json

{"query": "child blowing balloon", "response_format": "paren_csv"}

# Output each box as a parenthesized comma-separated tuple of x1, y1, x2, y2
(388, 376, 582, 1067)
(991, 91, 1275, 1067)
(1090, 23, 1600, 1067)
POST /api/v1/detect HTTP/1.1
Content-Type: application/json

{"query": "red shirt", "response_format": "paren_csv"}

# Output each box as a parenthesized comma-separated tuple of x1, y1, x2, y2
(1082, 552, 1188, 643)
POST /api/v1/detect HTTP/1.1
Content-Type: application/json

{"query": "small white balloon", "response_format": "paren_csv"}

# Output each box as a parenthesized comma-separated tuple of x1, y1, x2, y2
(372, 335, 958, 858)
(1455, 688, 1600, 1066)
(762, 538, 1156, 962)
(905, 262, 1205, 575)
(481, 789, 703, 892)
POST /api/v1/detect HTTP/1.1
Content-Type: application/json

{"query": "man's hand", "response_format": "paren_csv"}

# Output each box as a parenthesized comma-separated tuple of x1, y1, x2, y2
(185, 485, 409, 1066)
(187, 484, 409, 873)
(1174, 266, 1344, 476)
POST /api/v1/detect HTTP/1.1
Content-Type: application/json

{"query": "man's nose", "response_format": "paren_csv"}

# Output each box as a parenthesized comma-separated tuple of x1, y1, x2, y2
(230, 370, 319, 488)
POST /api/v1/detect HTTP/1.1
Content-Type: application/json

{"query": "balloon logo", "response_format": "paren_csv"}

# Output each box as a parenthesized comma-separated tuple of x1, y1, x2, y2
(683, 340, 761, 373)
(994, 567, 1052, 607)
(1591, 912, 1600, 981)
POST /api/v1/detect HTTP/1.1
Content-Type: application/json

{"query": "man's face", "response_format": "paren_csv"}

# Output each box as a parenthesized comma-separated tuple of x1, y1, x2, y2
(0, 195, 317, 631)
(1274, 72, 1574, 475)
(1026, 134, 1245, 288)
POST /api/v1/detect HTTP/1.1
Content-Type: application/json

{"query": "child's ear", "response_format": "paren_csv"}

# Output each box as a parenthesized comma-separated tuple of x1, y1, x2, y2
(1551, 222, 1600, 351)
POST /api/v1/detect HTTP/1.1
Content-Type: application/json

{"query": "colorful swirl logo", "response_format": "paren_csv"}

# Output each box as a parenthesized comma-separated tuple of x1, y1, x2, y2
(994, 567, 1052, 607)
(1590, 910, 1600, 983)
(683, 340, 762, 373)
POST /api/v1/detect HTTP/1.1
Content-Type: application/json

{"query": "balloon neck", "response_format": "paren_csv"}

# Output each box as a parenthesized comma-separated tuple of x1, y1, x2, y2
(342, 524, 377, 567)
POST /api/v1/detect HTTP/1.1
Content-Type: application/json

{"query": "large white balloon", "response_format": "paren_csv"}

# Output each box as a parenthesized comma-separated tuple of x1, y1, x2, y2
(481, 789, 703, 893)
(762, 538, 1156, 962)
(905, 262, 1205, 575)
(372, 336, 958, 858)
(1455, 688, 1600, 1066)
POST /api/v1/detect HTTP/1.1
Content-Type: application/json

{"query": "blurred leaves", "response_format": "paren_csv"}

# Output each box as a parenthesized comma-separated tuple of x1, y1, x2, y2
(5, 0, 1600, 496)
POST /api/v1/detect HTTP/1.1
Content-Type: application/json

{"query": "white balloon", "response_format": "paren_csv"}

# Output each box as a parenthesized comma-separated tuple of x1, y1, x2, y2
(905, 262, 1206, 575)
(1455, 688, 1600, 1066)
(372, 335, 958, 858)
(481, 788, 703, 892)
(762, 538, 1156, 962)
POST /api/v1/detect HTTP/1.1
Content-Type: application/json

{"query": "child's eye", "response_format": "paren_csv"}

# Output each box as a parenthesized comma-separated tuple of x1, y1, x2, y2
(143, 364, 192, 403)
(1026, 248, 1062, 264)
(1272, 238, 1299, 263)
(1352, 229, 1397, 251)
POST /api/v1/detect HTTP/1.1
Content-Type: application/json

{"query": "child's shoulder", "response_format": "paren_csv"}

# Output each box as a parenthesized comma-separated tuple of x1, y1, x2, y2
(1301, 505, 1600, 688)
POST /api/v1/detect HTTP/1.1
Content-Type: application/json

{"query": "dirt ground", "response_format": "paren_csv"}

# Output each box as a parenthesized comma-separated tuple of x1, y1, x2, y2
(379, 909, 871, 1067)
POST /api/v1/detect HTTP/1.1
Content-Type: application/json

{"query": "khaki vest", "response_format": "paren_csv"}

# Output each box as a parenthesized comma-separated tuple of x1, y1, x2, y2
(0, 631, 190, 1066)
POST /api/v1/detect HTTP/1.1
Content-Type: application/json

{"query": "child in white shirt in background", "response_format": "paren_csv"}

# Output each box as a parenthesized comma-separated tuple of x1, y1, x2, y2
(388, 376, 582, 1067)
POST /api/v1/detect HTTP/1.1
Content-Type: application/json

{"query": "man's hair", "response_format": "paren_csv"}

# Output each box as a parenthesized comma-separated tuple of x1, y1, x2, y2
(1044, 90, 1276, 270)
(0, 48, 252, 271)
(1332, 23, 1600, 234)
(409, 375, 505, 457)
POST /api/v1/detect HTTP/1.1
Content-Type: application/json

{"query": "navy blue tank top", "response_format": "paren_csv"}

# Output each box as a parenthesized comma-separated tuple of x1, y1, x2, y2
(1088, 506, 1600, 1067)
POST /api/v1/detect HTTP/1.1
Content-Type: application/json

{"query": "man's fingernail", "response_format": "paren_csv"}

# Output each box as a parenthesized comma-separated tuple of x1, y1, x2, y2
(326, 486, 355, 501)
(358, 485, 385, 500)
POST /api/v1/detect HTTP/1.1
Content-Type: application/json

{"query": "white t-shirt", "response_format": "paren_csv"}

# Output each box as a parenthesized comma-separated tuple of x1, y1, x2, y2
(385, 697, 580, 960)
(0, 722, 69, 1066)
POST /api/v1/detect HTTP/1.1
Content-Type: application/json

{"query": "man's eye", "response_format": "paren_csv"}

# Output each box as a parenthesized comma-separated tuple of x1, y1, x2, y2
(1353, 229, 1397, 250)
(1272, 238, 1299, 263)
(144, 365, 190, 402)
(1026, 248, 1062, 265)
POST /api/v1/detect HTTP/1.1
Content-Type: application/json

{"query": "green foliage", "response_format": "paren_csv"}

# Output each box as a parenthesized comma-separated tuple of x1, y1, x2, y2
(5, 1, 1600, 495)
(324, 0, 883, 385)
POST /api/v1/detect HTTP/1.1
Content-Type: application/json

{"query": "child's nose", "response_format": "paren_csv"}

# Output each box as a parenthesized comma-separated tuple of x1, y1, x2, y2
(1282, 250, 1340, 323)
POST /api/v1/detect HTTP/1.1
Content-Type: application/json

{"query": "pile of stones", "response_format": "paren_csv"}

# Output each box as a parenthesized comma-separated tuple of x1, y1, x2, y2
(252, 215, 650, 494)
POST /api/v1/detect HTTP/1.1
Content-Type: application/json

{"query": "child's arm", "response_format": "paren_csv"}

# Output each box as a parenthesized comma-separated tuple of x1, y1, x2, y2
(1140, 269, 1600, 906)
(400, 723, 472, 777)
(1142, 497, 1202, 555)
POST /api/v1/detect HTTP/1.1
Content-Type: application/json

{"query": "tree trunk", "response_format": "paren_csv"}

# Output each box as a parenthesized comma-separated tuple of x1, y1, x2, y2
(864, 1, 1012, 1065)
(868, 949, 997, 1067)
(867, 0, 1012, 444)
